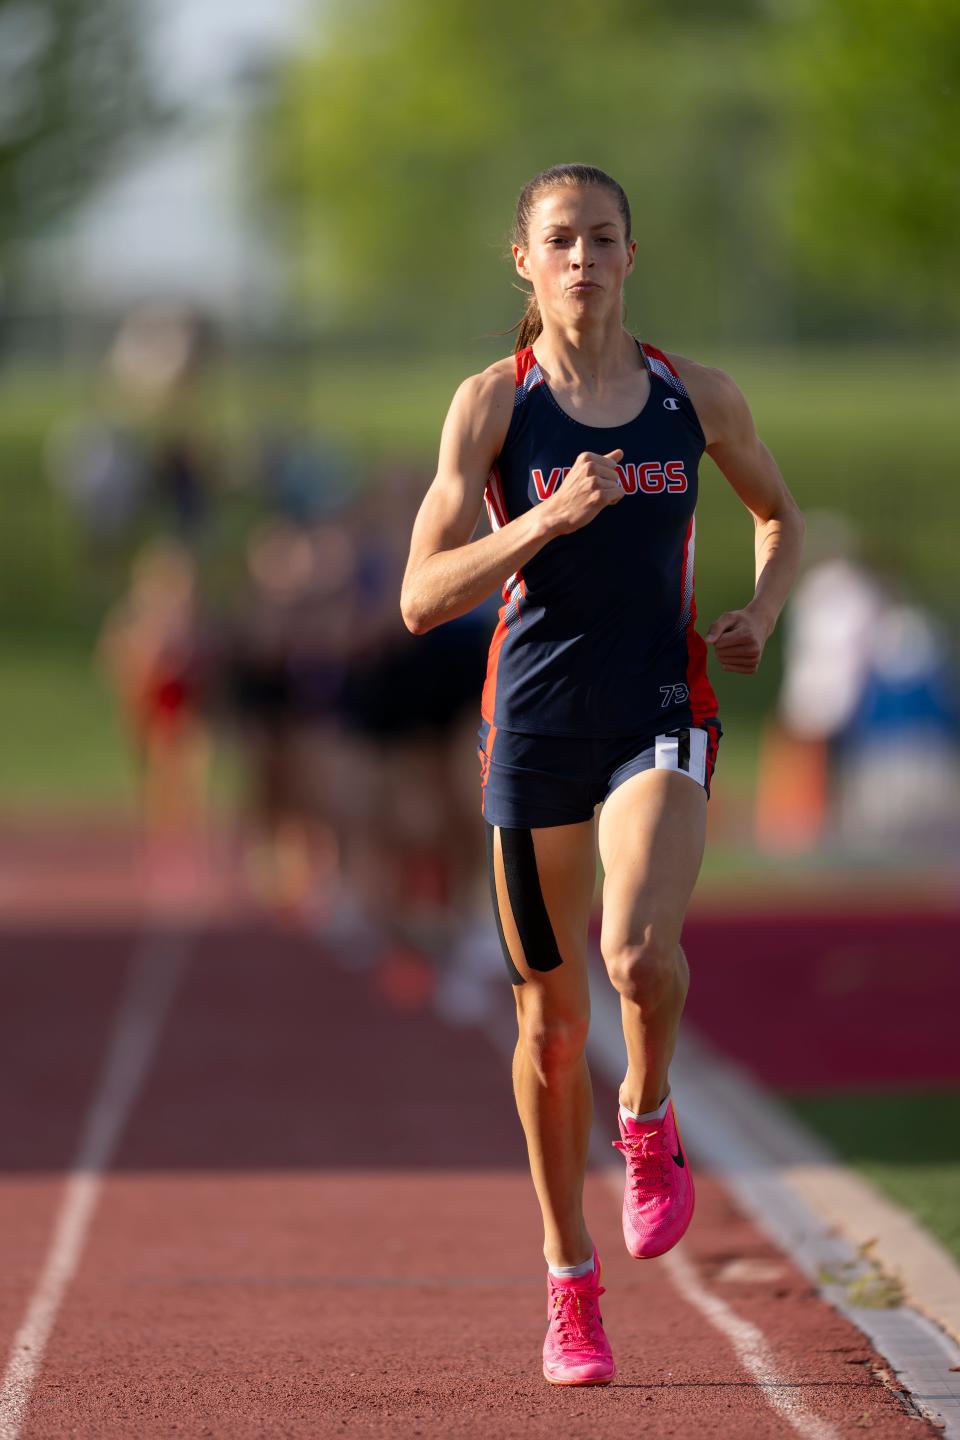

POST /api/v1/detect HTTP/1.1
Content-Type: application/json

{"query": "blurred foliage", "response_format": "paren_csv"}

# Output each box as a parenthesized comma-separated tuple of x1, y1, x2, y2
(264, 0, 782, 342)
(263, 0, 958, 344)
(1, 343, 957, 636)
(780, 0, 960, 333)
(0, 344, 956, 804)
(0, 0, 151, 272)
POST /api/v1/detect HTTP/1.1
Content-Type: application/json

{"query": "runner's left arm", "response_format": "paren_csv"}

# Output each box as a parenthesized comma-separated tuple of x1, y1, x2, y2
(673, 357, 805, 675)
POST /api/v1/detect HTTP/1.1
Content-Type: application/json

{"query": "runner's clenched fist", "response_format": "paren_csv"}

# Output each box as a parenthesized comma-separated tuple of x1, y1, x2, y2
(543, 449, 625, 535)
(705, 608, 770, 674)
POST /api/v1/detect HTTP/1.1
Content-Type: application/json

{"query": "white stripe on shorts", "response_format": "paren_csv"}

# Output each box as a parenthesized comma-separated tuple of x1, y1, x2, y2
(654, 728, 708, 787)
(689, 727, 708, 784)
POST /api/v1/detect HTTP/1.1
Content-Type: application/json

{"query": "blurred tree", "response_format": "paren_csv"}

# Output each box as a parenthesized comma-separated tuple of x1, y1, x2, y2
(262, 0, 783, 345)
(0, 0, 152, 277)
(775, 0, 959, 335)
(263, 0, 959, 345)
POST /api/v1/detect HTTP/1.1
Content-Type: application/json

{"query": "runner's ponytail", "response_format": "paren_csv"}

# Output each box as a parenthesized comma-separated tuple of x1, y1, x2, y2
(515, 293, 543, 352)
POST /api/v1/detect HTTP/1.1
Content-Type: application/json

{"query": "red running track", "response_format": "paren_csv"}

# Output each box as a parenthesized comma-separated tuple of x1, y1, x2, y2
(0, 922, 939, 1438)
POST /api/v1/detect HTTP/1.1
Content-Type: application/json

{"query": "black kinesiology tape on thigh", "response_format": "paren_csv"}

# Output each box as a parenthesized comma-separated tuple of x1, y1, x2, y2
(485, 822, 526, 985)
(495, 824, 564, 975)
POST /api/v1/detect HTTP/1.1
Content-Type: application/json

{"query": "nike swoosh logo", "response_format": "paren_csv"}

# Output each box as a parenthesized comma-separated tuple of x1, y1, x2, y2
(672, 1147, 685, 1168)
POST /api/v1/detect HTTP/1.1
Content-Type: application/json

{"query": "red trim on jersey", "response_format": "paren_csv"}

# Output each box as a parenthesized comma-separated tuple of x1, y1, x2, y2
(479, 721, 498, 815)
(678, 515, 693, 624)
(482, 460, 527, 714)
(515, 347, 538, 385)
(485, 463, 508, 531)
(685, 602, 719, 726)
(505, 572, 527, 614)
(678, 517, 719, 725)
(481, 609, 509, 724)
(641, 341, 682, 380)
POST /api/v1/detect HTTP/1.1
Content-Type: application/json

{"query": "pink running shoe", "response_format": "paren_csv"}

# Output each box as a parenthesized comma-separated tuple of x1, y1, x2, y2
(542, 1249, 615, 1386)
(612, 1099, 695, 1259)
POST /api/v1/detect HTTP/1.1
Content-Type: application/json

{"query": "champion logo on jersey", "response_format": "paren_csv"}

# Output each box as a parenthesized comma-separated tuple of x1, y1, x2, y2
(663, 397, 681, 411)
(531, 461, 689, 500)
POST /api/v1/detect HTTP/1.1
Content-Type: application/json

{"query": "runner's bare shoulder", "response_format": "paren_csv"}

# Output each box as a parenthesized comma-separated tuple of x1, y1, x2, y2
(441, 356, 516, 468)
(662, 350, 748, 450)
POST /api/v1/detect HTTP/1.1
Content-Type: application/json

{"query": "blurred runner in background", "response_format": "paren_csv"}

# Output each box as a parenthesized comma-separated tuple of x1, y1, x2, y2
(336, 467, 489, 954)
(97, 538, 213, 896)
(227, 517, 353, 918)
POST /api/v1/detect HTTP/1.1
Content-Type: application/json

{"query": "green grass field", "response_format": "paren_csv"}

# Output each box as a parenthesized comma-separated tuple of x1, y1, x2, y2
(785, 1090, 960, 1264)
(0, 636, 131, 808)
(2, 344, 958, 632)
(1, 343, 956, 819)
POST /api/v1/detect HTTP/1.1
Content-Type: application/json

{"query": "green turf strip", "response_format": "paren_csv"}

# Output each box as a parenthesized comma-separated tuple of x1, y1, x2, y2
(0, 636, 245, 812)
(0, 638, 131, 807)
(784, 1091, 960, 1264)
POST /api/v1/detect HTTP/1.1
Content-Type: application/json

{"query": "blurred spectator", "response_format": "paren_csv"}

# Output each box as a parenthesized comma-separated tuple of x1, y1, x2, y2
(47, 411, 148, 556)
(153, 431, 214, 541)
(839, 604, 960, 847)
(756, 511, 885, 850)
(96, 539, 213, 892)
(756, 509, 960, 856)
(778, 519, 885, 746)
(107, 303, 214, 407)
(258, 427, 352, 524)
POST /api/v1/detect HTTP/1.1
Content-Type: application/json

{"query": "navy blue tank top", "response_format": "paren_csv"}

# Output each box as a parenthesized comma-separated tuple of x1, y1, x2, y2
(480, 339, 719, 739)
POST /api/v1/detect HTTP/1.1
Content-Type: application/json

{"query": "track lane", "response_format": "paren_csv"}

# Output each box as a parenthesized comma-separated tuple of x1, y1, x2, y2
(3, 924, 940, 1437)
(0, 933, 137, 1364)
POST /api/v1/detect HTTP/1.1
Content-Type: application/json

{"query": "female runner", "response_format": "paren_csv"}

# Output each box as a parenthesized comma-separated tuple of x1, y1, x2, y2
(401, 164, 804, 1386)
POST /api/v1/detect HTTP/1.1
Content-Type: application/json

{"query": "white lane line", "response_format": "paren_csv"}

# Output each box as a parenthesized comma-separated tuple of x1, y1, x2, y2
(0, 929, 189, 1440)
(479, 1000, 839, 1437)
(584, 967, 960, 1435)
(581, 973, 846, 1436)
(592, 1132, 841, 1438)
(671, 1022, 960, 1345)
(661, 1245, 842, 1440)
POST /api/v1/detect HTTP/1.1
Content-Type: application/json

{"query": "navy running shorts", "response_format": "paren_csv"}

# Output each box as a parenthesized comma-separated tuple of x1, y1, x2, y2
(477, 717, 722, 829)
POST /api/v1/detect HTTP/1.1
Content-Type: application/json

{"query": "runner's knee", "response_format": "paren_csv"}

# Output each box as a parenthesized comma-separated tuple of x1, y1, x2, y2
(516, 1005, 590, 1083)
(603, 931, 686, 1011)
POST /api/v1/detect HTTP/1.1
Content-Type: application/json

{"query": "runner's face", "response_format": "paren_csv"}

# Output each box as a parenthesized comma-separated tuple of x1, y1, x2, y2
(513, 186, 636, 325)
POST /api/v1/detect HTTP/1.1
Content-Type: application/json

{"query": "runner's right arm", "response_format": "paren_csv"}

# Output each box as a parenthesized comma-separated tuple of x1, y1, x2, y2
(401, 369, 623, 635)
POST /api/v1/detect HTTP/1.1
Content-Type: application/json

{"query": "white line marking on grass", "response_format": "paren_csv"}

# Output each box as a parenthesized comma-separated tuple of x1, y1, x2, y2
(0, 929, 189, 1440)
